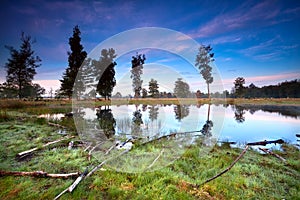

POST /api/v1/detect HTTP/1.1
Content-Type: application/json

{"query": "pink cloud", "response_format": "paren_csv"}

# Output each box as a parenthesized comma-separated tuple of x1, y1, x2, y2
(221, 72, 300, 90)
(33, 80, 60, 94)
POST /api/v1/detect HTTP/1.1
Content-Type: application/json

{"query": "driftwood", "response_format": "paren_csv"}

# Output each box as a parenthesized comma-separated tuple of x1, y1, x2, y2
(0, 170, 79, 178)
(259, 148, 286, 163)
(247, 139, 284, 146)
(17, 136, 75, 158)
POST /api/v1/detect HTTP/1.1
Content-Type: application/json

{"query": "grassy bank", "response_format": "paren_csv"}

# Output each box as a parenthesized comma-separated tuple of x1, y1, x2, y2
(0, 112, 299, 199)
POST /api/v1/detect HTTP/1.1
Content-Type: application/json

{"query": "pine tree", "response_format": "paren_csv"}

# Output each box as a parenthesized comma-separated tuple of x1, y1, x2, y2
(96, 48, 117, 100)
(195, 45, 214, 99)
(130, 53, 146, 98)
(4, 32, 41, 99)
(60, 25, 87, 98)
(148, 78, 159, 98)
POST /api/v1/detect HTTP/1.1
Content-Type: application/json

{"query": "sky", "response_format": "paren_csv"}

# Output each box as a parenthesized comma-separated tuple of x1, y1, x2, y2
(0, 0, 300, 95)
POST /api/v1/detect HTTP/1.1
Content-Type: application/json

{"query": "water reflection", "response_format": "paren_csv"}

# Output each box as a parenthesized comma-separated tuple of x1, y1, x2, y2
(96, 107, 116, 139)
(232, 104, 300, 123)
(132, 109, 143, 135)
(149, 105, 159, 121)
(234, 105, 246, 123)
(72, 103, 299, 155)
(174, 105, 190, 121)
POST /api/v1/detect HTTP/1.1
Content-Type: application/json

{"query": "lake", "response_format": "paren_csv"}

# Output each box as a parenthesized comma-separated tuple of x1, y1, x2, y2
(73, 104, 300, 149)
(64, 103, 300, 172)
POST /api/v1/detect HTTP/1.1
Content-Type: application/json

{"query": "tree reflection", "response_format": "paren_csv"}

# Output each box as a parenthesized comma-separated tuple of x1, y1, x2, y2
(174, 105, 189, 121)
(200, 104, 213, 137)
(132, 109, 143, 135)
(96, 107, 116, 139)
(234, 105, 246, 123)
(149, 105, 159, 121)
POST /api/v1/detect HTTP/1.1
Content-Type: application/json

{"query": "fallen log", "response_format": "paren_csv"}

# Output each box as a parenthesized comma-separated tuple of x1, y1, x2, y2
(258, 148, 286, 163)
(0, 170, 79, 178)
(17, 136, 75, 158)
(247, 139, 284, 146)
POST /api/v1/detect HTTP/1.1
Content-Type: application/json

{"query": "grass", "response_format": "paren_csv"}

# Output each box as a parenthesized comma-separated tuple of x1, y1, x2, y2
(0, 111, 299, 199)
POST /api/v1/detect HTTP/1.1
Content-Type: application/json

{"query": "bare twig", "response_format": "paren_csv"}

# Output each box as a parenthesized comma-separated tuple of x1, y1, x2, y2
(86, 149, 129, 178)
(259, 148, 286, 163)
(200, 145, 249, 186)
(146, 149, 164, 170)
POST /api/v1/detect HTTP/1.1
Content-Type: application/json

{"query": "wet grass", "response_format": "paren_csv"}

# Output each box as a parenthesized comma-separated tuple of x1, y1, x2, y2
(0, 111, 299, 199)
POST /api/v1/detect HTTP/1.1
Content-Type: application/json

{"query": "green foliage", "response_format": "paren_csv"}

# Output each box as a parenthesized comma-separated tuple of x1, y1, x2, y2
(233, 77, 246, 98)
(95, 48, 117, 100)
(195, 45, 214, 99)
(243, 79, 300, 98)
(60, 25, 87, 98)
(130, 53, 146, 98)
(4, 32, 42, 99)
(148, 79, 159, 98)
(174, 78, 191, 98)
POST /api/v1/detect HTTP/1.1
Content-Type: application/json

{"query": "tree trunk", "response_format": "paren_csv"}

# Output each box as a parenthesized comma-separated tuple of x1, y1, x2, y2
(207, 83, 210, 100)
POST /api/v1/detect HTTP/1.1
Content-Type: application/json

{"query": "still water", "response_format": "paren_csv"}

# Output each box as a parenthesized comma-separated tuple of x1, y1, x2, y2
(75, 104, 300, 149)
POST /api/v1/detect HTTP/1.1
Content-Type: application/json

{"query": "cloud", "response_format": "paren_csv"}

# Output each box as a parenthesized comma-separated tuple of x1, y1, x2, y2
(191, 0, 287, 38)
(221, 71, 300, 90)
(238, 36, 298, 61)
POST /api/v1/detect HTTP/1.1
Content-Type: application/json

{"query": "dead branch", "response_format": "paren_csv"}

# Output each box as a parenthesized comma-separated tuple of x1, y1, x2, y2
(86, 149, 129, 178)
(17, 136, 75, 158)
(146, 149, 164, 170)
(247, 139, 284, 146)
(141, 130, 202, 146)
(48, 122, 66, 129)
(200, 145, 249, 186)
(54, 168, 89, 200)
(0, 170, 79, 178)
(258, 148, 286, 163)
(54, 149, 130, 200)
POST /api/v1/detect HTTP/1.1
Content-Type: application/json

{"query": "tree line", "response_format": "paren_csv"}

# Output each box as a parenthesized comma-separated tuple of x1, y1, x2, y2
(1, 25, 297, 100)
(232, 77, 300, 98)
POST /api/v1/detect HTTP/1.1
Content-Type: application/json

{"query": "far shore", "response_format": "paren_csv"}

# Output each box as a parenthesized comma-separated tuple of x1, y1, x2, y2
(1, 98, 300, 109)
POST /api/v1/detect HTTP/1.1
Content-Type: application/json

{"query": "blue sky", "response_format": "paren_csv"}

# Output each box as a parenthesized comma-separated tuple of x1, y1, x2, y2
(0, 0, 299, 94)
